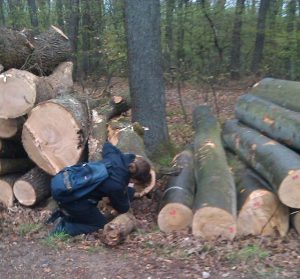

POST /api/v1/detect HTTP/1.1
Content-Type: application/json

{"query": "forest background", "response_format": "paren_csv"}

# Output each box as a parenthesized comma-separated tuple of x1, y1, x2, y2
(1, 0, 298, 84)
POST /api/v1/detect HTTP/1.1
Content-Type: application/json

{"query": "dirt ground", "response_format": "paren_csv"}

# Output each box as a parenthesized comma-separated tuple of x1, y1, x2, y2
(1, 77, 300, 279)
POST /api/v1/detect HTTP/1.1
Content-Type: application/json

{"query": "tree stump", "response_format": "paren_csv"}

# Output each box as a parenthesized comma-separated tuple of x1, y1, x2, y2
(192, 106, 237, 240)
(22, 95, 89, 175)
(158, 148, 195, 232)
(222, 119, 300, 209)
(102, 212, 136, 246)
(13, 167, 51, 206)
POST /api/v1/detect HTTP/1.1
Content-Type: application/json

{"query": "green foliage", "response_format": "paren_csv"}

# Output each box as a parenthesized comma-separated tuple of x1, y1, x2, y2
(226, 244, 270, 263)
(41, 232, 70, 249)
(18, 223, 43, 237)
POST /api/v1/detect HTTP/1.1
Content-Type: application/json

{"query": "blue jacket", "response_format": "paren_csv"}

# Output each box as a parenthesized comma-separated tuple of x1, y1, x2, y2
(89, 142, 136, 213)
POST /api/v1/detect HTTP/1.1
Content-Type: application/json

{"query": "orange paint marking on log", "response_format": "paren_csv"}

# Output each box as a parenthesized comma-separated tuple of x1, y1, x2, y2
(169, 209, 177, 216)
(228, 227, 235, 233)
(253, 201, 261, 209)
(292, 175, 299, 180)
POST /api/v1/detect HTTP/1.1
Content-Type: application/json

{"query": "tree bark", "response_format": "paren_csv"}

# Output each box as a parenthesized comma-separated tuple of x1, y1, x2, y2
(228, 153, 289, 237)
(13, 167, 51, 206)
(291, 210, 300, 234)
(22, 95, 89, 175)
(27, 0, 39, 31)
(235, 94, 300, 151)
(0, 139, 27, 158)
(222, 119, 300, 209)
(0, 174, 23, 207)
(124, 0, 169, 155)
(102, 212, 136, 246)
(158, 148, 195, 232)
(192, 106, 237, 240)
(250, 78, 300, 113)
(0, 117, 24, 139)
(0, 158, 33, 175)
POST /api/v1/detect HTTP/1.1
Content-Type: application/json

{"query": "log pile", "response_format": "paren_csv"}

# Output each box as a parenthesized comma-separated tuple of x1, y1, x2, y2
(158, 78, 300, 240)
(0, 26, 142, 217)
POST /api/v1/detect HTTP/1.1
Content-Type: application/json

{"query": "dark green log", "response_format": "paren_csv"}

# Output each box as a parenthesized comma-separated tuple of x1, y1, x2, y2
(13, 167, 51, 206)
(222, 119, 300, 209)
(0, 158, 33, 175)
(250, 78, 300, 112)
(157, 148, 195, 232)
(227, 152, 289, 237)
(235, 94, 300, 150)
(192, 105, 237, 240)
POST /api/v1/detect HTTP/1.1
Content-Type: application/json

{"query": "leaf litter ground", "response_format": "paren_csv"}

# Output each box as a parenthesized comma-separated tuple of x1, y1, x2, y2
(1, 77, 300, 279)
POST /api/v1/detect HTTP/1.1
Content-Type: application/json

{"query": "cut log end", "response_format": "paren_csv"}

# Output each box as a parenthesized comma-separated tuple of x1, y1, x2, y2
(192, 207, 236, 240)
(22, 103, 84, 175)
(237, 190, 289, 237)
(13, 180, 36, 206)
(278, 170, 300, 208)
(158, 203, 193, 233)
(0, 181, 14, 207)
(0, 72, 36, 118)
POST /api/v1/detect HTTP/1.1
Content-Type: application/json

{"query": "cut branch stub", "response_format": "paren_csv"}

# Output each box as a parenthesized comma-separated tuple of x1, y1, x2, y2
(22, 95, 89, 175)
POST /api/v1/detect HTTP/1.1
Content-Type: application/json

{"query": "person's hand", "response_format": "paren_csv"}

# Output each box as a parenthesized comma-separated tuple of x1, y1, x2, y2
(134, 169, 156, 198)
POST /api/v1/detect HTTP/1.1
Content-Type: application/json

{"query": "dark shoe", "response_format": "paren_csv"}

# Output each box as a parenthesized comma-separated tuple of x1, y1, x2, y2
(45, 208, 64, 224)
(49, 217, 67, 236)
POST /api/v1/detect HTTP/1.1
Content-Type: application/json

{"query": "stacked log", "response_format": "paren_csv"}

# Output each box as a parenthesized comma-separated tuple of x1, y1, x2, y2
(157, 148, 195, 232)
(192, 106, 237, 240)
(227, 153, 289, 237)
(222, 120, 300, 209)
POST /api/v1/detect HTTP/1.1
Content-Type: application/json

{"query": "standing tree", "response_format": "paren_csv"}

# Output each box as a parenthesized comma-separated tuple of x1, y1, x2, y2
(250, 0, 271, 74)
(124, 0, 169, 156)
(229, 0, 245, 79)
(27, 0, 39, 31)
(0, 0, 5, 25)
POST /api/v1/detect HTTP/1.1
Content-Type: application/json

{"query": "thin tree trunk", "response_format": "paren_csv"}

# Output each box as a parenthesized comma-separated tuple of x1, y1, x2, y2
(165, 0, 175, 70)
(82, 0, 92, 79)
(0, 0, 5, 25)
(27, 0, 39, 31)
(229, 0, 245, 79)
(250, 0, 271, 73)
(55, 0, 64, 29)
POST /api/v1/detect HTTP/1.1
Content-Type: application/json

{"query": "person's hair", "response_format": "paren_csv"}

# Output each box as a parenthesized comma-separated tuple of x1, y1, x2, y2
(129, 157, 151, 185)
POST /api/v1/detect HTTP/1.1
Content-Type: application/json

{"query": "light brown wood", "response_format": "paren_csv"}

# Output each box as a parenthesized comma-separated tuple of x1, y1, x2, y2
(0, 174, 23, 207)
(13, 167, 51, 206)
(0, 117, 24, 139)
(291, 211, 300, 234)
(237, 189, 289, 237)
(192, 207, 237, 240)
(0, 69, 38, 118)
(102, 212, 136, 246)
(158, 203, 193, 232)
(22, 96, 89, 175)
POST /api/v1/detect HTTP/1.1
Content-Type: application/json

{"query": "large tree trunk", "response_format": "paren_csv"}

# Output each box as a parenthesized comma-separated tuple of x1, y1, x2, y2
(158, 148, 195, 232)
(102, 212, 136, 246)
(0, 117, 24, 139)
(222, 119, 300, 209)
(228, 153, 289, 237)
(235, 94, 300, 151)
(192, 106, 237, 240)
(124, 0, 169, 155)
(13, 167, 51, 206)
(0, 26, 71, 74)
(22, 95, 89, 175)
(0, 174, 23, 207)
(0, 63, 73, 118)
(0, 158, 33, 175)
(250, 78, 300, 112)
